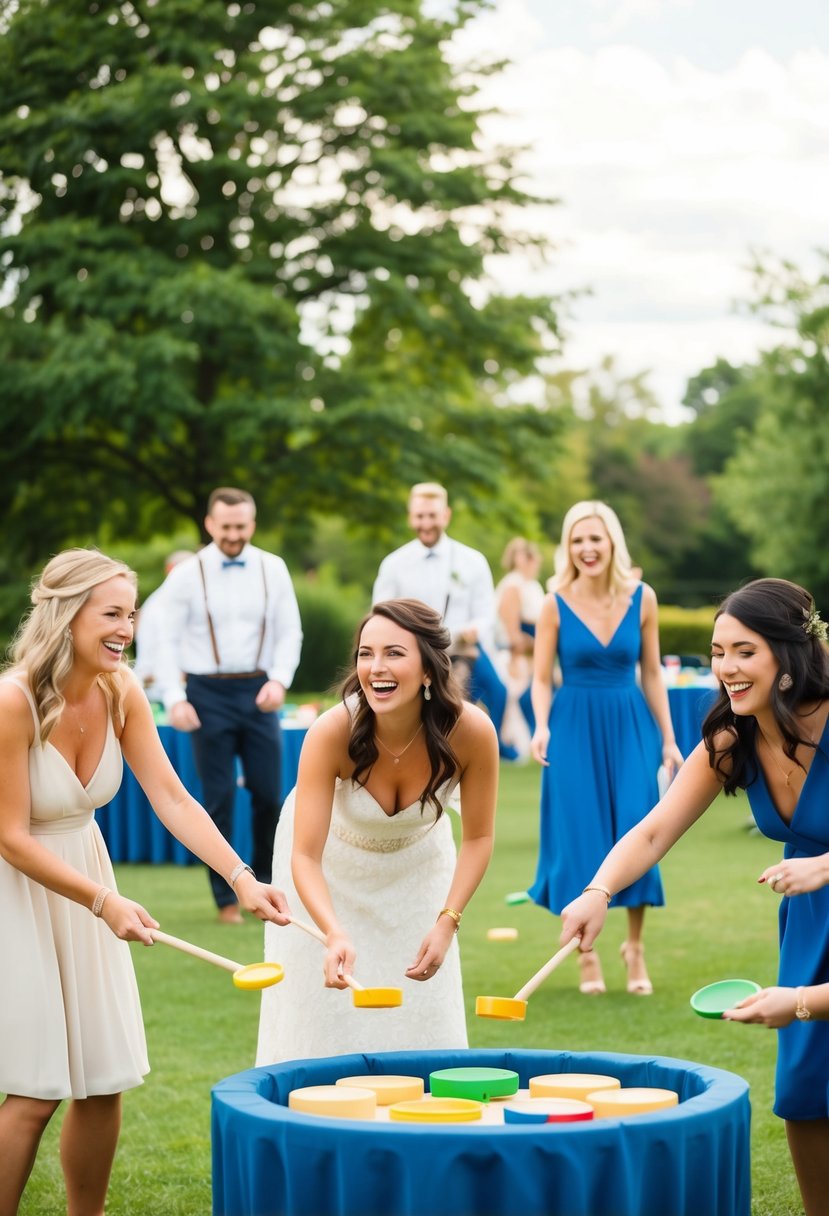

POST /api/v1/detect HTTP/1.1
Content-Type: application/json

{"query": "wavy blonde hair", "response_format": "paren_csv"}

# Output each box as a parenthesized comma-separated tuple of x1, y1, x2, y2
(550, 501, 634, 595)
(8, 548, 136, 743)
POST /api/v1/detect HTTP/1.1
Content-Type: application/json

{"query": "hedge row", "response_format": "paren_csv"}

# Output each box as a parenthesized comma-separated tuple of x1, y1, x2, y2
(657, 604, 717, 662)
(290, 589, 720, 696)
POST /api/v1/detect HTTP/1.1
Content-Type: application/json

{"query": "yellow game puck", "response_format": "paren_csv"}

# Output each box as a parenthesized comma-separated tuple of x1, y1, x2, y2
(529, 1073, 621, 1102)
(586, 1087, 679, 1118)
(336, 1075, 424, 1105)
(389, 1097, 483, 1123)
(288, 1084, 377, 1120)
(486, 927, 519, 941)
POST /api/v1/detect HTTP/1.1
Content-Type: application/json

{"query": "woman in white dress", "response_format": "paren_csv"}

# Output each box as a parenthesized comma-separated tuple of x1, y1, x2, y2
(0, 549, 290, 1216)
(257, 598, 499, 1064)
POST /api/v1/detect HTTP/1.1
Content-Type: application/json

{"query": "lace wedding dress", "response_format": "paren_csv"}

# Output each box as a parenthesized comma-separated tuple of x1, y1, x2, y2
(256, 776, 468, 1064)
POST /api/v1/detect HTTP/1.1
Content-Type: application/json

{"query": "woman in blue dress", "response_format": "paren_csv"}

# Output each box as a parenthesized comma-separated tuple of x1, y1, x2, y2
(561, 577, 829, 1215)
(529, 502, 683, 996)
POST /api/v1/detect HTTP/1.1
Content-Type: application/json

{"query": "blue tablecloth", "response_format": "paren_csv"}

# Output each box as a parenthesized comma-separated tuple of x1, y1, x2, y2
(96, 724, 307, 865)
(668, 685, 717, 757)
(212, 1048, 751, 1216)
(95, 692, 711, 865)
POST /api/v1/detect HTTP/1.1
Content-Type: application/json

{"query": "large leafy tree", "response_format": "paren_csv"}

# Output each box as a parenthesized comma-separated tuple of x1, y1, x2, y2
(714, 255, 829, 602)
(0, 0, 563, 561)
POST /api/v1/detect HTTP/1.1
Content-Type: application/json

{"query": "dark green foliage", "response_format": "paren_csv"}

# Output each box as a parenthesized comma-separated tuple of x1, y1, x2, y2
(715, 254, 829, 603)
(0, 0, 563, 564)
(292, 577, 364, 693)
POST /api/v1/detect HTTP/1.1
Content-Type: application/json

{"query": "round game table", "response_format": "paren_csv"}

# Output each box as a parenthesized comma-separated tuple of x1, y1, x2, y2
(211, 1048, 750, 1216)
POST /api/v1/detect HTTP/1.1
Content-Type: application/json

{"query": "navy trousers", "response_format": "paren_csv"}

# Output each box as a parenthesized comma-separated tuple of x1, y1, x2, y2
(185, 674, 282, 908)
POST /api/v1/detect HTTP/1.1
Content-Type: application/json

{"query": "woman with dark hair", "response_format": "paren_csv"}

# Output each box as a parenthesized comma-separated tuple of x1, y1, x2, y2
(559, 578, 829, 1214)
(256, 599, 499, 1063)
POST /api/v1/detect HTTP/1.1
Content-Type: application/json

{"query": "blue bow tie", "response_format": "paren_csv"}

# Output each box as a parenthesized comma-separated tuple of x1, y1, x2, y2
(222, 559, 246, 568)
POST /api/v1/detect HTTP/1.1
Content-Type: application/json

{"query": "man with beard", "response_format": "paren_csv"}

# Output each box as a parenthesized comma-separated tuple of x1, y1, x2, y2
(155, 487, 302, 921)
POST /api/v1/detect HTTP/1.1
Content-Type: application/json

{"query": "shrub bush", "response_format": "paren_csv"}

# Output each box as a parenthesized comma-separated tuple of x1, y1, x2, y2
(658, 603, 716, 660)
(292, 578, 365, 696)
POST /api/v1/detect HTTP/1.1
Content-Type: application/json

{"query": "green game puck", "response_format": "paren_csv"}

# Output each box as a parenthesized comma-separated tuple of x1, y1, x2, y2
(429, 1066, 520, 1103)
(504, 891, 531, 905)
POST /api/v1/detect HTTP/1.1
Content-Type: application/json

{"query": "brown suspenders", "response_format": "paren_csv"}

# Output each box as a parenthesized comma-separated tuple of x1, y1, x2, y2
(196, 554, 269, 673)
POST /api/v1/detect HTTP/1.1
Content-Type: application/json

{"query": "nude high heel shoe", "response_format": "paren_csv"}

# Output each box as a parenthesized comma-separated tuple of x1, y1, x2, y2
(578, 949, 606, 995)
(620, 941, 653, 995)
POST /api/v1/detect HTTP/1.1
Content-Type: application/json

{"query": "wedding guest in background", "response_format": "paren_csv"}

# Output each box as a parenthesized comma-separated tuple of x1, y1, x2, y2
(132, 549, 194, 708)
(494, 537, 545, 757)
(155, 487, 302, 923)
(529, 501, 682, 995)
(372, 482, 516, 758)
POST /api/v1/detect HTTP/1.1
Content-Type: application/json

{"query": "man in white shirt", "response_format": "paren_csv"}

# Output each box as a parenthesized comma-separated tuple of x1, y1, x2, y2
(155, 487, 303, 922)
(372, 483, 515, 757)
(132, 549, 194, 706)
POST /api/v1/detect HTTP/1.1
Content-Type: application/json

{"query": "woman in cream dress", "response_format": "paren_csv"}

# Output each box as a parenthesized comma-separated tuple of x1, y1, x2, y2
(257, 598, 499, 1063)
(0, 549, 289, 1216)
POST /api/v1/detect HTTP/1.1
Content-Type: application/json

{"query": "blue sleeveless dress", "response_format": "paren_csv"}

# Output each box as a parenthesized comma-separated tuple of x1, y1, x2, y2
(528, 585, 664, 914)
(747, 720, 829, 1120)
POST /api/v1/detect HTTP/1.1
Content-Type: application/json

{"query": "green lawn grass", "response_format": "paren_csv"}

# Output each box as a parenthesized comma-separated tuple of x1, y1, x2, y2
(19, 762, 802, 1214)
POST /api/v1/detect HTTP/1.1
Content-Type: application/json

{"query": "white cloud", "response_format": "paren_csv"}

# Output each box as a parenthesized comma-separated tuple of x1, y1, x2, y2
(453, 2, 829, 421)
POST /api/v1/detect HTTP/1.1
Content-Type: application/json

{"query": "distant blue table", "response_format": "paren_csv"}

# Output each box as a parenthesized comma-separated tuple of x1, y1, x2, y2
(96, 724, 307, 865)
(212, 1048, 751, 1216)
(668, 686, 717, 757)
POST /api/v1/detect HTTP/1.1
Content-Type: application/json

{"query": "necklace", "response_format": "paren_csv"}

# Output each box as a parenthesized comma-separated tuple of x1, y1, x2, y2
(757, 727, 804, 788)
(65, 689, 96, 736)
(376, 723, 423, 764)
(65, 701, 87, 735)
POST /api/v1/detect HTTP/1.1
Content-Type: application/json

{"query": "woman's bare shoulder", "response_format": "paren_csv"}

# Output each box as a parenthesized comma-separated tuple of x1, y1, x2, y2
(0, 673, 31, 711)
(451, 701, 498, 750)
(538, 591, 559, 621)
(304, 703, 351, 747)
(0, 676, 35, 743)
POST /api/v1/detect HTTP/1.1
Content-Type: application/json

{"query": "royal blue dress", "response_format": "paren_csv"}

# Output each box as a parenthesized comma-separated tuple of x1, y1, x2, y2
(528, 585, 664, 914)
(747, 719, 829, 1120)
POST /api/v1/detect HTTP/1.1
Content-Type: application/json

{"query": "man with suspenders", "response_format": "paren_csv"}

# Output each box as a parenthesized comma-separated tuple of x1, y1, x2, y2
(155, 487, 303, 922)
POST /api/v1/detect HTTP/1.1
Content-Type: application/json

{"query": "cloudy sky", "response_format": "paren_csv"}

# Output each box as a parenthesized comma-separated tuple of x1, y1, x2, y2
(454, 0, 829, 421)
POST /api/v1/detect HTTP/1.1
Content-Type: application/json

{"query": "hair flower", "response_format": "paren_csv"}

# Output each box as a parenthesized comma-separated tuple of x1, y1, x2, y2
(803, 608, 829, 643)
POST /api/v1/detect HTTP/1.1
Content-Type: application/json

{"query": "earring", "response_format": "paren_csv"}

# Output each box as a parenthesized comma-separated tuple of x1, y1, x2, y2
(64, 628, 73, 645)
(423, 683, 432, 701)
(778, 673, 793, 691)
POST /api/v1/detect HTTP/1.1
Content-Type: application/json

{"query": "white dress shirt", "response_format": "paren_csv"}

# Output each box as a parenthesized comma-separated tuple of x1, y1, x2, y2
(154, 543, 303, 710)
(133, 583, 183, 702)
(372, 533, 495, 649)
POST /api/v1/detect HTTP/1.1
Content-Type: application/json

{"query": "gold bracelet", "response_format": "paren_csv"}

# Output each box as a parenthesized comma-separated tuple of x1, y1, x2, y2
(92, 887, 111, 918)
(582, 884, 612, 903)
(438, 906, 462, 931)
(795, 986, 812, 1020)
